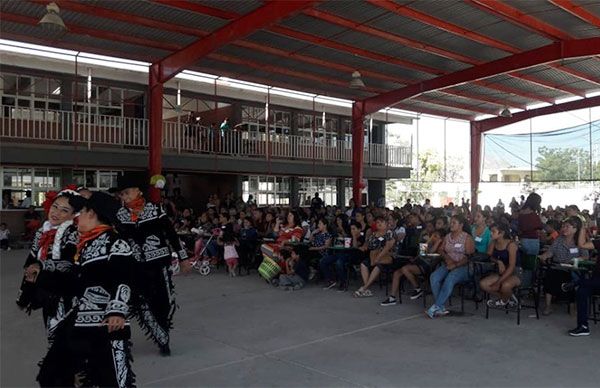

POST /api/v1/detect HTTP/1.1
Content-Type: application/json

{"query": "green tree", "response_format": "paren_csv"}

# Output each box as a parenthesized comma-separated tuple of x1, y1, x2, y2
(534, 147, 598, 181)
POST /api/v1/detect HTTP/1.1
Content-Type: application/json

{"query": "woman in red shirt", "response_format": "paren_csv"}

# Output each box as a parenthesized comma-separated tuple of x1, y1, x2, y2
(518, 193, 543, 256)
(261, 210, 304, 271)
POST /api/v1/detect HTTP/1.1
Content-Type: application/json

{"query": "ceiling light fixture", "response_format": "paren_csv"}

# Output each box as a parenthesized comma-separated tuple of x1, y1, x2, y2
(38, 2, 67, 32)
(499, 107, 512, 118)
(349, 71, 365, 89)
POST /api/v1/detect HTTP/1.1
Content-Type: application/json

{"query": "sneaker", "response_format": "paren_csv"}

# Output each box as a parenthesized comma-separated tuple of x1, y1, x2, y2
(308, 268, 317, 281)
(569, 325, 590, 337)
(437, 308, 450, 316)
(323, 281, 337, 290)
(507, 295, 518, 308)
(486, 298, 497, 308)
(561, 282, 574, 293)
(380, 296, 397, 306)
(425, 305, 440, 319)
(409, 288, 424, 300)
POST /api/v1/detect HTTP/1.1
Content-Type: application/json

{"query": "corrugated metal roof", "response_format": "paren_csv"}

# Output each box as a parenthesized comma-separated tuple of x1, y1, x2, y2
(372, 13, 508, 62)
(423, 90, 501, 112)
(452, 83, 533, 106)
(2, 0, 599, 120)
(505, 0, 600, 39)
(191, 0, 263, 15)
(316, 1, 388, 24)
(94, 0, 228, 33)
(400, 100, 478, 117)
(486, 74, 566, 100)
(280, 14, 348, 38)
(519, 66, 597, 93)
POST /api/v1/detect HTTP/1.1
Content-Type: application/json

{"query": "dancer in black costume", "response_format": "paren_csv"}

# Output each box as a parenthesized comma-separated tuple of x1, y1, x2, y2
(17, 187, 84, 347)
(115, 172, 188, 356)
(38, 192, 136, 387)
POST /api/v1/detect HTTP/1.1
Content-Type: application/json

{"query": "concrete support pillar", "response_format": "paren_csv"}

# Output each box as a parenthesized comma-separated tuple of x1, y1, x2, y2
(368, 179, 385, 207)
(336, 178, 345, 208)
(290, 177, 299, 207)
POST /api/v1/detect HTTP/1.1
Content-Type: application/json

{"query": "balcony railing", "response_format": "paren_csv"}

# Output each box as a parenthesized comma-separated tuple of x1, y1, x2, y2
(1, 106, 411, 167)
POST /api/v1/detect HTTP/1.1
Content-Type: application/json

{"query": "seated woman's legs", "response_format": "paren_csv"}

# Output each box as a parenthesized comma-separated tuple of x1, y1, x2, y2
(434, 266, 470, 309)
(362, 265, 381, 291)
(429, 265, 450, 304)
(334, 253, 352, 287)
(401, 264, 422, 290)
(319, 254, 338, 284)
(499, 276, 520, 302)
(480, 274, 501, 298)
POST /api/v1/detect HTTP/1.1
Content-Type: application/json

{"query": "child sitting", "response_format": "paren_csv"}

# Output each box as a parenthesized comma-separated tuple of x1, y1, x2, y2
(0, 223, 10, 251)
(274, 247, 309, 290)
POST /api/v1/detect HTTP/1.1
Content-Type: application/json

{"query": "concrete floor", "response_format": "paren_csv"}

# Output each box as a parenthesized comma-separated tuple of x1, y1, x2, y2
(1, 248, 599, 387)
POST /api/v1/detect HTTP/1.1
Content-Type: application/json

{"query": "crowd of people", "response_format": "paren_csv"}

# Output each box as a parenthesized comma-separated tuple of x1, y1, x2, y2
(10, 179, 600, 387)
(164, 190, 599, 334)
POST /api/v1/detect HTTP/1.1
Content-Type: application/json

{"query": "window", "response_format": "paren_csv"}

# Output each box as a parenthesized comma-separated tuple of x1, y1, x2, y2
(73, 169, 121, 190)
(298, 177, 338, 206)
(242, 175, 290, 206)
(1, 167, 61, 207)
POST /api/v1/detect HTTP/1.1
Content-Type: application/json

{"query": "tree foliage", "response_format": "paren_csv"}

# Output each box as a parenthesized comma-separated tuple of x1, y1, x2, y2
(534, 146, 599, 181)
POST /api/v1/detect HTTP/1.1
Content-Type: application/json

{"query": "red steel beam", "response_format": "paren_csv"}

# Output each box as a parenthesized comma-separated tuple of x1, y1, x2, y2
(441, 88, 528, 110)
(508, 71, 586, 97)
(4, 11, 380, 97)
(209, 53, 384, 94)
(367, 0, 589, 97)
(549, 0, 600, 28)
(153, 0, 238, 20)
(35, 0, 414, 86)
(303, 8, 481, 64)
(361, 38, 600, 115)
(367, 0, 520, 54)
(149, 0, 564, 106)
(412, 96, 497, 116)
(392, 104, 473, 121)
(157, 1, 315, 83)
(468, 0, 572, 41)
(153, 0, 441, 74)
(471, 81, 555, 105)
(470, 121, 483, 209)
(352, 101, 365, 206)
(548, 63, 600, 87)
(475, 94, 600, 133)
(268, 25, 444, 75)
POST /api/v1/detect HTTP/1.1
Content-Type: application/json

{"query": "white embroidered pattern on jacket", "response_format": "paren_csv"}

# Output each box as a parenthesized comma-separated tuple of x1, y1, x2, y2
(109, 239, 132, 257)
(51, 221, 75, 261)
(111, 340, 129, 388)
(107, 284, 131, 316)
(80, 233, 111, 266)
(76, 286, 111, 326)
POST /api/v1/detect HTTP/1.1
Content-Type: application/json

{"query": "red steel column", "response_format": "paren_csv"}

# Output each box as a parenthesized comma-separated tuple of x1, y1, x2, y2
(148, 63, 163, 203)
(470, 121, 482, 210)
(352, 101, 365, 206)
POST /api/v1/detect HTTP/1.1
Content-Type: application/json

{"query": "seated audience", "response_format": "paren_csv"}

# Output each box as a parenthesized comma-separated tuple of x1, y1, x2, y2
(354, 216, 395, 298)
(425, 215, 475, 318)
(480, 222, 521, 308)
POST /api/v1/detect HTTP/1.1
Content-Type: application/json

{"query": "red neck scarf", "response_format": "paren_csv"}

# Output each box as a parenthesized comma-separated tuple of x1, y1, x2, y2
(38, 229, 58, 261)
(75, 225, 113, 262)
(126, 196, 145, 221)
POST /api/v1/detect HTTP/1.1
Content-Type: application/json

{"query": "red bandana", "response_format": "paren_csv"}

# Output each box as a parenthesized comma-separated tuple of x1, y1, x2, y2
(75, 225, 113, 263)
(126, 196, 145, 222)
(38, 229, 58, 261)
